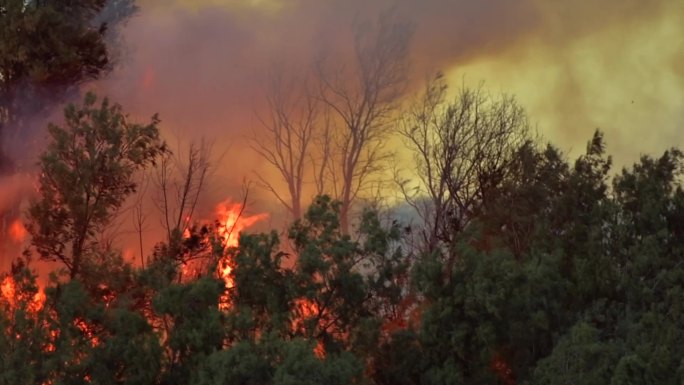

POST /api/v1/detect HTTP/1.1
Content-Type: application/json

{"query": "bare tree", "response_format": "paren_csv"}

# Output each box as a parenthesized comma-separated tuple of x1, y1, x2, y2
(155, 140, 212, 242)
(132, 177, 150, 268)
(317, 12, 413, 233)
(251, 70, 324, 220)
(398, 73, 530, 255)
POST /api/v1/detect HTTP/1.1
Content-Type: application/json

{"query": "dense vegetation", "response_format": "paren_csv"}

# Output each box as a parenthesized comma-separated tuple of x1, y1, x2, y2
(1, 1, 683, 384)
(1, 93, 682, 385)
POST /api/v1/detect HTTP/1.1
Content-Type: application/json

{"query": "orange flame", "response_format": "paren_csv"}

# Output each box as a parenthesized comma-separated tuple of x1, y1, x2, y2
(216, 201, 268, 249)
(1, 275, 45, 313)
(1, 276, 16, 307)
(215, 200, 267, 310)
(292, 298, 326, 358)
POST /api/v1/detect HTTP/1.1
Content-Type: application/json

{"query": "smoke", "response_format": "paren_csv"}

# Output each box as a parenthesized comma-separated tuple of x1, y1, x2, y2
(90, 0, 682, 179)
(0, 174, 35, 271)
(0, 174, 34, 213)
(3, 0, 680, 264)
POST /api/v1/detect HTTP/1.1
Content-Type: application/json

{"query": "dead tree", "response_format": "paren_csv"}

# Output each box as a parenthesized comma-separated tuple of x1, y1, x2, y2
(317, 12, 413, 233)
(251, 70, 325, 221)
(155, 140, 211, 242)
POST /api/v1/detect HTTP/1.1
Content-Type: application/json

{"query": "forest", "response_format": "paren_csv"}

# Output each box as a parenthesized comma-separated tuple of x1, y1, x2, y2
(1, 1, 683, 384)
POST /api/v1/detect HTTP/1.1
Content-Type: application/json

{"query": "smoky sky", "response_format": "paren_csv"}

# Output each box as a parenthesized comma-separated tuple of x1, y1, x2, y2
(2, 0, 682, 270)
(95, 0, 682, 179)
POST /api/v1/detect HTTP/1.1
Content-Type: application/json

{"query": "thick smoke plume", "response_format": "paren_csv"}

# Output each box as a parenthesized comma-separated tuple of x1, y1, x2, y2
(96, 0, 682, 178)
(3, 0, 682, 265)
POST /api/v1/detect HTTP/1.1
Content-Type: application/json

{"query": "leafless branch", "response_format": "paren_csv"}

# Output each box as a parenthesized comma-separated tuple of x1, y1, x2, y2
(399, 73, 530, 255)
(154, 140, 212, 242)
(316, 11, 413, 233)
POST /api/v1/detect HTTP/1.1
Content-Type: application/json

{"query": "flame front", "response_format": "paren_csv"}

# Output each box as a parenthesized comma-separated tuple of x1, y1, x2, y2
(215, 200, 267, 309)
(216, 201, 268, 249)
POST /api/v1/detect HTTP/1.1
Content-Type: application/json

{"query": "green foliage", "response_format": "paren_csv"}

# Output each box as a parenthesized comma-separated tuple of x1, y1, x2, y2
(272, 341, 360, 385)
(4, 123, 684, 384)
(0, 0, 132, 168)
(193, 337, 361, 385)
(28, 92, 165, 279)
(153, 277, 224, 385)
(288, 196, 407, 355)
(532, 322, 620, 385)
(228, 231, 292, 338)
(0, 0, 110, 95)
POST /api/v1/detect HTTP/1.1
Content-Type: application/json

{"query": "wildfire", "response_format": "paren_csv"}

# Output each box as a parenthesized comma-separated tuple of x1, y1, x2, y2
(1, 275, 45, 313)
(214, 200, 267, 309)
(215, 201, 268, 249)
(1, 275, 15, 304)
(292, 298, 326, 358)
(8, 220, 27, 243)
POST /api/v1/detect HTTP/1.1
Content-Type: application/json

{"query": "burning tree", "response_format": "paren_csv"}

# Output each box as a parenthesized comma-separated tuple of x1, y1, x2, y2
(0, 0, 138, 270)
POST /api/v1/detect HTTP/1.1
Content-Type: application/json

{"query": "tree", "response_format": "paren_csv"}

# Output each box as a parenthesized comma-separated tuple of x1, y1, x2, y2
(398, 73, 530, 255)
(27, 92, 166, 279)
(0, 262, 51, 385)
(0, 0, 136, 264)
(530, 148, 684, 385)
(251, 70, 326, 221)
(287, 196, 408, 357)
(0, 0, 130, 154)
(155, 140, 212, 243)
(317, 12, 413, 233)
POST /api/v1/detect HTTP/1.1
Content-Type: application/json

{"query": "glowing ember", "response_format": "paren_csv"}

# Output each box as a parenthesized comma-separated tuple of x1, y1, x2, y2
(8, 219, 27, 243)
(215, 200, 267, 310)
(75, 318, 100, 347)
(491, 353, 515, 385)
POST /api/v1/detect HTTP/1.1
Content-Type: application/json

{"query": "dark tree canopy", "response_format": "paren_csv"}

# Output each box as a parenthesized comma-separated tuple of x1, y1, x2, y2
(1, 17, 683, 380)
(0, 0, 136, 173)
(4, 125, 684, 384)
(27, 92, 165, 279)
